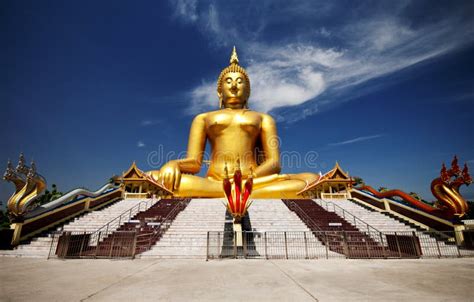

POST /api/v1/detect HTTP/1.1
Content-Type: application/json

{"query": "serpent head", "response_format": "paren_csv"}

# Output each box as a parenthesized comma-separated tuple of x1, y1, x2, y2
(461, 164, 472, 186)
(3, 160, 16, 181)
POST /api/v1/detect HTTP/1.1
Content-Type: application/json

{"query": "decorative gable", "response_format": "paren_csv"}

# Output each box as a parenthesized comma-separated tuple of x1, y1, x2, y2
(122, 162, 144, 179)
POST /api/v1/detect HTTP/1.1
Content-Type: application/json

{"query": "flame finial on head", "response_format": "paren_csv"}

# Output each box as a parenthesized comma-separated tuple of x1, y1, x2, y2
(217, 46, 251, 108)
(230, 46, 239, 65)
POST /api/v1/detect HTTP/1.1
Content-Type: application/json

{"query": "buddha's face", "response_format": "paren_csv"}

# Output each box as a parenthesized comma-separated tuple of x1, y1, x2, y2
(219, 72, 249, 109)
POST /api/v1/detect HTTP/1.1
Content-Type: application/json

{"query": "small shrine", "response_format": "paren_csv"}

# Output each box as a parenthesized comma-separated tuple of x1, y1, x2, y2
(298, 162, 353, 199)
(121, 162, 172, 198)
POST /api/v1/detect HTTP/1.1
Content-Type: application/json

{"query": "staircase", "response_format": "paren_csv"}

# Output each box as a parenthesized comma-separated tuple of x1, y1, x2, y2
(140, 198, 227, 259)
(283, 199, 382, 257)
(247, 199, 321, 232)
(0, 198, 155, 258)
(327, 199, 460, 256)
(140, 199, 334, 259)
(92, 198, 189, 257)
(244, 199, 335, 258)
(137, 199, 226, 258)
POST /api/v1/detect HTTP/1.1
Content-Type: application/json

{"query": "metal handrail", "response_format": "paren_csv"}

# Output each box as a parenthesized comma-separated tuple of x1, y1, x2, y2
(87, 198, 158, 245)
(314, 198, 382, 236)
(282, 200, 324, 233)
(138, 198, 191, 252)
(350, 190, 454, 241)
(48, 198, 158, 257)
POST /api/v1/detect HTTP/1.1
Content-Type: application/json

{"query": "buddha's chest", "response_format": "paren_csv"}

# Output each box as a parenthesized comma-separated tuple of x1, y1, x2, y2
(205, 111, 261, 137)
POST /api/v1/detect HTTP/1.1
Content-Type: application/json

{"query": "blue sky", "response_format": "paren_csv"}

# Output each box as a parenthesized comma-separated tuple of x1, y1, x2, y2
(1, 0, 474, 208)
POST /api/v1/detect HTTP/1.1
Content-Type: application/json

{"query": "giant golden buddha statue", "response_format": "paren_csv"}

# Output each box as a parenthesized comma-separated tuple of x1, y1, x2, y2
(147, 47, 319, 198)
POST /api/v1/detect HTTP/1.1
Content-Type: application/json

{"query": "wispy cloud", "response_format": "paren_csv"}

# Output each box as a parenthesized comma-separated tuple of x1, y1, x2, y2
(140, 119, 162, 127)
(173, 0, 198, 23)
(451, 93, 474, 103)
(329, 134, 384, 146)
(137, 141, 146, 148)
(170, 1, 474, 121)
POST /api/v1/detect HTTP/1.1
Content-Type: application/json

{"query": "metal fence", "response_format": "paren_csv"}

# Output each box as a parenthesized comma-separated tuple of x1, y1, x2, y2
(47, 199, 189, 259)
(207, 230, 474, 260)
(47, 199, 156, 259)
(51, 230, 137, 259)
(46, 229, 474, 260)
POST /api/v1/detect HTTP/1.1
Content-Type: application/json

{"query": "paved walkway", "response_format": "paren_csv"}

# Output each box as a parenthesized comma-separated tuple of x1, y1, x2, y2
(0, 258, 473, 301)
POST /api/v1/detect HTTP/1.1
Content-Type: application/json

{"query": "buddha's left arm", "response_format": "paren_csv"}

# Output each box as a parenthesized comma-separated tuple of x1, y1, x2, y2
(254, 114, 282, 177)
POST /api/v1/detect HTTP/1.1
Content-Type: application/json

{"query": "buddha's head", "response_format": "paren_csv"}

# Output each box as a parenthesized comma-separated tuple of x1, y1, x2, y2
(217, 47, 251, 109)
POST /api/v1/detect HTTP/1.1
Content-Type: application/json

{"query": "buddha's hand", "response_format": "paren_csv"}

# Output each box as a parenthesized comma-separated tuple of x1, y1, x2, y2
(158, 161, 181, 191)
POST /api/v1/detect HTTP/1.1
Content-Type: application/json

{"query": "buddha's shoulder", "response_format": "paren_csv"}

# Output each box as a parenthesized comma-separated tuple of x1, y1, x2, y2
(197, 109, 275, 122)
(258, 112, 275, 120)
(192, 112, 211, 120)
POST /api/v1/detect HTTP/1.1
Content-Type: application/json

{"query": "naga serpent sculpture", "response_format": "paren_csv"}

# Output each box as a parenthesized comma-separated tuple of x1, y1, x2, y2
(357, 156, 472, 220)
(3, 154, 46, 221)
(3, 154, 121, 221)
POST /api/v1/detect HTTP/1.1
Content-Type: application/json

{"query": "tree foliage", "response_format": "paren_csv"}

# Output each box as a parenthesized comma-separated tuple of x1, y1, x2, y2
(352, 176, 365, 186)
(35, 184, 63, 206)
(0, 209, 10, 230)
(409, 192, 421, 201)
(464, 201, 474, 220)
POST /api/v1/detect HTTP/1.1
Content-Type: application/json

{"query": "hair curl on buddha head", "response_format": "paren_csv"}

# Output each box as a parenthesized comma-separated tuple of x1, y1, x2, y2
(217, 46, 251, 108)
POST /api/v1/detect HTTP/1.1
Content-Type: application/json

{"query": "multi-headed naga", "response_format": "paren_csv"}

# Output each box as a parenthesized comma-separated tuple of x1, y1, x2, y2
(3, 153, 46, 221)
(358, 156, 472, 219)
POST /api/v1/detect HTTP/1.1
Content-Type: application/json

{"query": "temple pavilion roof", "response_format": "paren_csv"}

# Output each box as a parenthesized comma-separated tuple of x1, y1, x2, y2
(297, 162, 353, 195)
(121, 161, 173, 194)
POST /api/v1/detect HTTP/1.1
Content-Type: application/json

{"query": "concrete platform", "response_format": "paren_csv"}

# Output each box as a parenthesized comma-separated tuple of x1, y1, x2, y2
(0, 258, 473, 301)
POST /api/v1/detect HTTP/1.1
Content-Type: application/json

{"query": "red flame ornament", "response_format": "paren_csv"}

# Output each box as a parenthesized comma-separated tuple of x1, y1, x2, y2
(222, 160, 253, 222)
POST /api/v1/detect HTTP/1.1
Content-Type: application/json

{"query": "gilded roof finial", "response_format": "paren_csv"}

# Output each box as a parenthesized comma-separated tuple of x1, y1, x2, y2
(230, 46, 239, 65)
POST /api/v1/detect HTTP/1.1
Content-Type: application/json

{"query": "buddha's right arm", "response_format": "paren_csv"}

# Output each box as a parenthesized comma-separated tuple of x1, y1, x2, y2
(174, 113, 207, 174)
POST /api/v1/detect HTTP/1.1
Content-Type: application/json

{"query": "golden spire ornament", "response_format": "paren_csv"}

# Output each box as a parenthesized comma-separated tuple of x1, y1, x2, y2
(217, 46, 251, 108)
(230, 46, 239, 64)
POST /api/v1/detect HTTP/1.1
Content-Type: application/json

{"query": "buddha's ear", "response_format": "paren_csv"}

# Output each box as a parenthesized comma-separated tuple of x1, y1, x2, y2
(218, 92, 223, 108)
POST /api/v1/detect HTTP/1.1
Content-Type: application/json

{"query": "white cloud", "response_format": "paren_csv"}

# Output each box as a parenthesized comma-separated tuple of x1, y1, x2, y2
(173, 0, 198, 23)
(170, 1, 474, 121)
(319, 27, 331, 37)
(140, 119, 162, 127)
(329, 134, 384, 146)
(248, 65, 325, 112)
(137, 141, 146, 148)
(188, 81, 216, 113)
(189, 45, 339, 113)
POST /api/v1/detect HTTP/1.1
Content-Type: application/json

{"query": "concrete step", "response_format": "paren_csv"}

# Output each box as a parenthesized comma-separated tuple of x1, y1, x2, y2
(140, 199, 327, 258)
(3, 198, 157, 258)
(317, 199, 459, 256)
